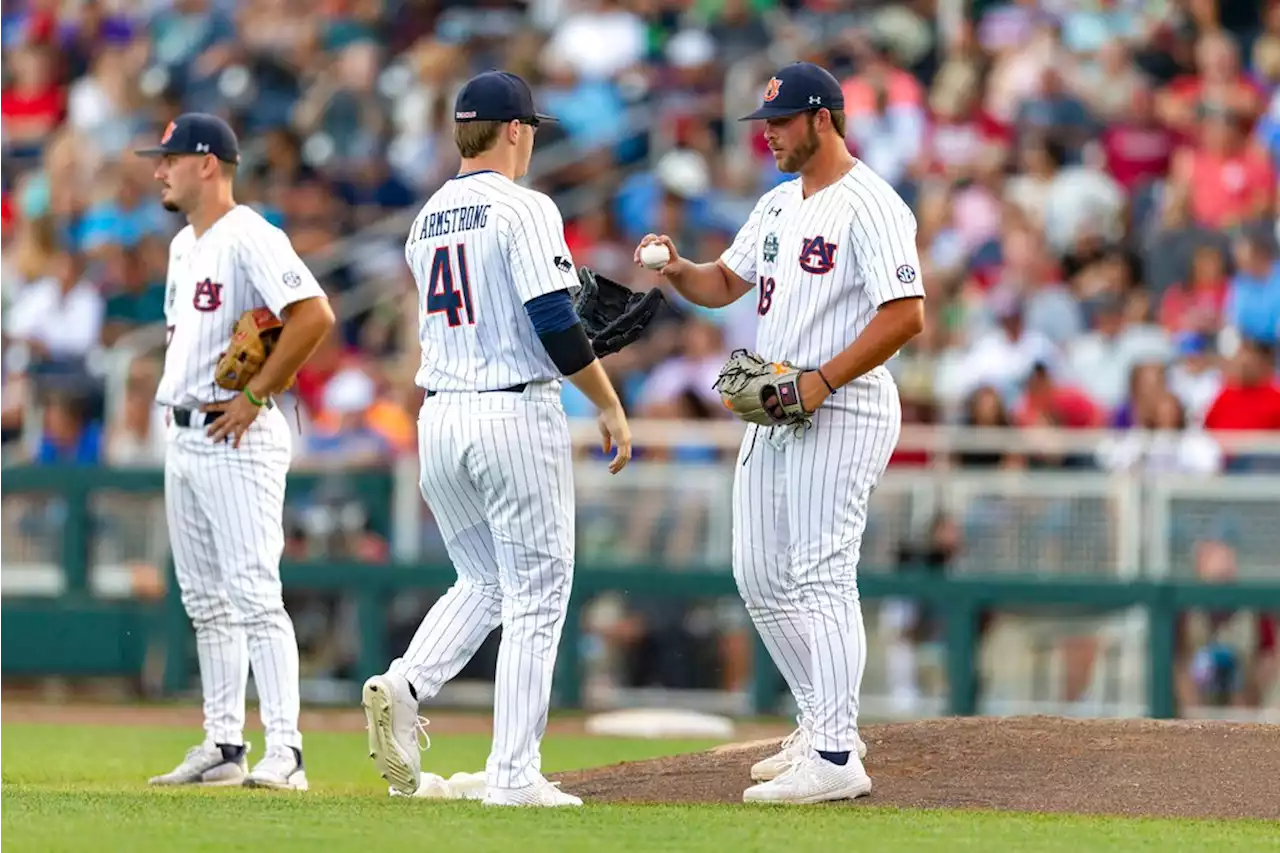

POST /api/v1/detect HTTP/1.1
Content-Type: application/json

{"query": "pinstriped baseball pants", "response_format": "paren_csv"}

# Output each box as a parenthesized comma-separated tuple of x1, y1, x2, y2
(389, 382, 574, 790)
(165, 405, 303, 752)
(732, 372, 901, 754)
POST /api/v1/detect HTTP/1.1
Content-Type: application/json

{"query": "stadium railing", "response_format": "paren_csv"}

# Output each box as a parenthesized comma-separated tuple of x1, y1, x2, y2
(3, 423, 1277, 721)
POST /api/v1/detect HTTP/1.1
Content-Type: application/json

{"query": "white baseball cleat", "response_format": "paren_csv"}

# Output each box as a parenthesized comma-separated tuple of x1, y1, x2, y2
(244, 746, 309, 791)
(743, 753, 872, 805)
(482, 776, 583, 807)
(148, 741, 250, 786)
(750, 724, 868, 782)
(362, 673, 429, 796)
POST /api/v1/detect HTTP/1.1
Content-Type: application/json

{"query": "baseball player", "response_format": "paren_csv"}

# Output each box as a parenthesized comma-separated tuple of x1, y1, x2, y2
(361, 71, 632, 808)
(137, 113, 335, 790)
(637, 62, 925, 804)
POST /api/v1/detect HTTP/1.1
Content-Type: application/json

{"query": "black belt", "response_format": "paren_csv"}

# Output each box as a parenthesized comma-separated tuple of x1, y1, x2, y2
(425, 383, 527, 399)
(172, 408, 210, 428)
(172, 400, 274, 427)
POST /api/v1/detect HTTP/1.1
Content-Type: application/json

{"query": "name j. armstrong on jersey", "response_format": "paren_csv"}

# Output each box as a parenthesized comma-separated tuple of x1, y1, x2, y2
(410, 203, 492, 244)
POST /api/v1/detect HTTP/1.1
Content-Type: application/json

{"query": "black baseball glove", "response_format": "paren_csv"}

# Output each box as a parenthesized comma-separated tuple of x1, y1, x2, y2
(572, 267, 666, 357)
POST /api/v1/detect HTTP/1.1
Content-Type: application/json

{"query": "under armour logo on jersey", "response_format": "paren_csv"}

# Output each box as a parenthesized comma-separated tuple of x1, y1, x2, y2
(193, 278, 224, 312)
(767, 206, 782, 217)
(798, 236, 837, 274)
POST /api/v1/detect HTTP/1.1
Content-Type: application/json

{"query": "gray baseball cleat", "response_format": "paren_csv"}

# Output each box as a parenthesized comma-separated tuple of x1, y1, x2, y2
(148, 741, 250, 786)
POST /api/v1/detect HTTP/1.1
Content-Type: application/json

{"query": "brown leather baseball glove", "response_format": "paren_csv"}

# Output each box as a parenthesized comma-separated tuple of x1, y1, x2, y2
(214, 307, 292, 392)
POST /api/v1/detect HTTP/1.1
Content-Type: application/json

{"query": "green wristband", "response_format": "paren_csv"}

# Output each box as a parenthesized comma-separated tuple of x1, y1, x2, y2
(245, 388, 266, 408)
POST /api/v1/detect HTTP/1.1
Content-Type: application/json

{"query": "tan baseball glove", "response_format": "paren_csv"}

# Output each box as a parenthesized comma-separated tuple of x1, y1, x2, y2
(214, 307, 292, 392)
(712, 348, 813, 429)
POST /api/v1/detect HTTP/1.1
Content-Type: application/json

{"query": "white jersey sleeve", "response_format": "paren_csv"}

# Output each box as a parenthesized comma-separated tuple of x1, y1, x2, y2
(851, 193, 924, 307)
(237, 225, 326, 317)
(718, 193, 770, 285)
(503, 192, 578, 303)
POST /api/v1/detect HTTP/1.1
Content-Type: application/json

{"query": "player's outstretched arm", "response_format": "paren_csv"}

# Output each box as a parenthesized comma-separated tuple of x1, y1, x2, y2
(525, 290, 632, 473)
(634, 234, 753, 309)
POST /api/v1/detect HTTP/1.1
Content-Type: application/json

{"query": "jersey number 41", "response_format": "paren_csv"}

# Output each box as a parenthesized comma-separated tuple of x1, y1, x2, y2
(427, 244, 476, 327)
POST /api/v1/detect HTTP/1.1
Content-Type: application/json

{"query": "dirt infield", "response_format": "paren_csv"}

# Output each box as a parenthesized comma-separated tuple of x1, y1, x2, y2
(5, 700, 1275, 819)
(553, 716, 1280, 819)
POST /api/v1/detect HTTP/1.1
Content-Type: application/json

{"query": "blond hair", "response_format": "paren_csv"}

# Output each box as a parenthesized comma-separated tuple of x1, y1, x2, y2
(454, 121, 503, 158)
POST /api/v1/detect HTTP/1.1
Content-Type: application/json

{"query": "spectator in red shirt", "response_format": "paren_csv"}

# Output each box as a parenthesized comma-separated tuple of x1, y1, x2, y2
(1204, 338, 1280, 472)
(1100, 86, 1176, 194)
(1014, 361, 1103, 429)
(1, 45, 65, 149)
(1157, 30, 1265, 136)
(1169, 105, 1276, 231)
(1159, 244, 1229, 334)
(1204, 338, 1280, 433)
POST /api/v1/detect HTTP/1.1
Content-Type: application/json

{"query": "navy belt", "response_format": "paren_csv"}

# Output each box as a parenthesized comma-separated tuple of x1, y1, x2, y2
(425, 383, 527, 399)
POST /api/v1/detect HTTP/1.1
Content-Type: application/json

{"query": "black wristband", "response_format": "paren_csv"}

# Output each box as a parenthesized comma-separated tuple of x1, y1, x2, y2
(539, 321, 596, 376)
(816, 368, 837, 394)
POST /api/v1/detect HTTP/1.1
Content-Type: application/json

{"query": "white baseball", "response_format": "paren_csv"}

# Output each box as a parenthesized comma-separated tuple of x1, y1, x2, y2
(640, 242, 671, 270)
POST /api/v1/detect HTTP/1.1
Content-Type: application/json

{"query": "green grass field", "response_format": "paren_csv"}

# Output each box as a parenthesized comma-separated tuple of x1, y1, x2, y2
(3, 721, 1276, 852)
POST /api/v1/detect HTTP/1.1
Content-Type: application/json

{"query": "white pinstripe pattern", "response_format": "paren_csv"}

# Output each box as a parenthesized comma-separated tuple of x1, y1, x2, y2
(389, 382, 574, 789)
(405, 172, 579, 393)
(722, 162, 920, 754)
(166, 406, 301, 750)
(159, 204, 320, 755)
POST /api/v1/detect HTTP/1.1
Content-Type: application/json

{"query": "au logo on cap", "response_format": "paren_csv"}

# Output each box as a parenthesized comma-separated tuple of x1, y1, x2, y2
(160, 121, 176, 144)
(763, 77, 782, 102)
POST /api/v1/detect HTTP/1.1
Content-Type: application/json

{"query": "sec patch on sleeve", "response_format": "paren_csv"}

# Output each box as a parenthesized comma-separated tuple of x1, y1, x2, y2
(283, 271, 301, 288)
(895, 264, 917, 284)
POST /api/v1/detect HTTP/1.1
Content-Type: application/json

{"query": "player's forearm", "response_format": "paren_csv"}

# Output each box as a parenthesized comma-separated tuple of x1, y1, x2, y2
(566, 359, 622, 413)
(820, 297, 924, 389)
(247, 297, 335, 398)
(665, 261, 746, 309)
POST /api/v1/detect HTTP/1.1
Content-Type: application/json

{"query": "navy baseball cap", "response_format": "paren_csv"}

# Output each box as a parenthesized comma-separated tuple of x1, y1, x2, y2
(135, 113, 241, 164)
(454, 71, 556, 126)
(741, 62, 845, 121)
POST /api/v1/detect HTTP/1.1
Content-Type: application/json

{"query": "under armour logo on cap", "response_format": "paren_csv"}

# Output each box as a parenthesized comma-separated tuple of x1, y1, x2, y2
(809, 96, 821, 105)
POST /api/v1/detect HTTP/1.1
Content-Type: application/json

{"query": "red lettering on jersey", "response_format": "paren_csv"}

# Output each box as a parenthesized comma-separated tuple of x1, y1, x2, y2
(798, 236, 837, 274)
(193, 278, 224, 312)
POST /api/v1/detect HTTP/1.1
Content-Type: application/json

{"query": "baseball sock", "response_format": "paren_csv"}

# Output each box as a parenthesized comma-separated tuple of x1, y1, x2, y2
(818, 750, 849, 766)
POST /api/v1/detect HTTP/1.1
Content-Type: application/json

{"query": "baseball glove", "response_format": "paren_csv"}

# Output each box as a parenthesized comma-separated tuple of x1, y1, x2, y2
(712, 349, 813, 429)
(214, 307, 292, 392)
(573, 267, 666, 357)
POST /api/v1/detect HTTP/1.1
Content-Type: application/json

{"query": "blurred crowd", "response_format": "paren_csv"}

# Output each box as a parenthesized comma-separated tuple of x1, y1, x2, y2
(3, 0, 1280, 470)
(4, 0, 1279, 714)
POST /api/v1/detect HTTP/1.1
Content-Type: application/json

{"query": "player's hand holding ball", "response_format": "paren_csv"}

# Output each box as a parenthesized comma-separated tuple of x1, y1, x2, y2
(635, 234, 685, 277)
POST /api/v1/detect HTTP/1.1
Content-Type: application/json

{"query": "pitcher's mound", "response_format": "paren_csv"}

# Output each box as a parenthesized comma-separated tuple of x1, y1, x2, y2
(552, 716, 1280, 819)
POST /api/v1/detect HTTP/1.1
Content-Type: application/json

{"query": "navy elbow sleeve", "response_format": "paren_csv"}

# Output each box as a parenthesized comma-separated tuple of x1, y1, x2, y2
(539, 323, 596, 376)
(525, 290, 578, 335)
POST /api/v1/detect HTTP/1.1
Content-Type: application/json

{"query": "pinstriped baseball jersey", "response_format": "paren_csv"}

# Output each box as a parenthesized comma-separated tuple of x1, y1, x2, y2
(720, 163, 924, 377)
(157, 204, 325, 408)
(720, 160, 920, 764)
(405, 170, 578, 392)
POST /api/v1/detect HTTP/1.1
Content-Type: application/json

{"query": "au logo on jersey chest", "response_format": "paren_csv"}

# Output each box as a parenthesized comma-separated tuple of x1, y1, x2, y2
(193, 278, 224, 312)
(798, 235, 837, 274)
